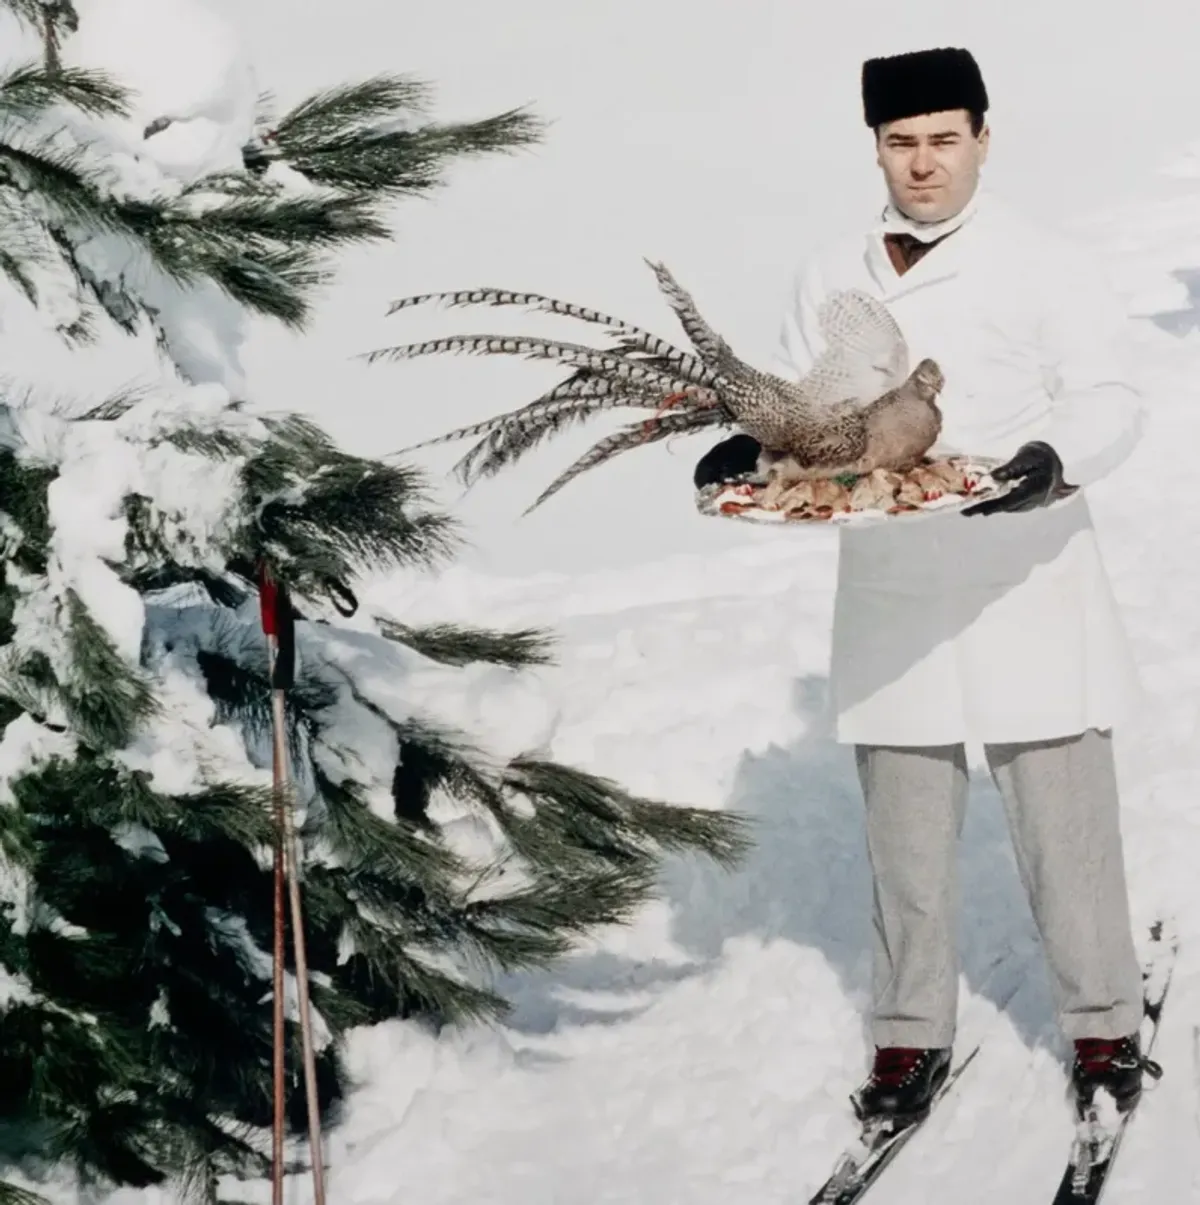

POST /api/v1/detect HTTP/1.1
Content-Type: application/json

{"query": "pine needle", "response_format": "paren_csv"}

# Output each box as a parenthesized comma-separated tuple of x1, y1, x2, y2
(0, 1181, 50, 1205)
(60, 591, 159, 751)
(273, 75, 433, 143)
(377, 617, 556, 668)
(0, 62, 129, 120)
(267, 74, 544, 197)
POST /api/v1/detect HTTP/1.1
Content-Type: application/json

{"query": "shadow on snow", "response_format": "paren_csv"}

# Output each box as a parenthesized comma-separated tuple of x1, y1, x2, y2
(498, 674, 1060, 1065)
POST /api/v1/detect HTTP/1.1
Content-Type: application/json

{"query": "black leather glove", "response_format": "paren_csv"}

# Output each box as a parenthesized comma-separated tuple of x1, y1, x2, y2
(961, 441, 1075, 517)
(694, 433, 762, 489)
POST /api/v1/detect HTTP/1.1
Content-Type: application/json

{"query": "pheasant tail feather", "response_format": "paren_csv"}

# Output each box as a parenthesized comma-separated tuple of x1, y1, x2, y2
(386, 287, 720, 387)
(448, 392, 684, 484)
(361, 333, 714, 398)
(523, 406, 729, 514)
(643, 260, 735, 368)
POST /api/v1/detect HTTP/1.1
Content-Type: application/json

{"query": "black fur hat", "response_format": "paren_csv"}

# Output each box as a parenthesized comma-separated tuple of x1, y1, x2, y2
(861, 47, 988, 129)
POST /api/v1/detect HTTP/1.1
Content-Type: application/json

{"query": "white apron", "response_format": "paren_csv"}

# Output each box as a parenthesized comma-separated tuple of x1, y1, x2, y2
(773, 192, 1145, 746)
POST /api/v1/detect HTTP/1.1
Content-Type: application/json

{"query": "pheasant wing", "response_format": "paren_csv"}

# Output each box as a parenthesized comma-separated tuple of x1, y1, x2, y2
(800, 290, 910, 409)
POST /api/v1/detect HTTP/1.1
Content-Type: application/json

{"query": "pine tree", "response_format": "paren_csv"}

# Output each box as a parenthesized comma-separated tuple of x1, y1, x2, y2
(0, 2, 750, 1201)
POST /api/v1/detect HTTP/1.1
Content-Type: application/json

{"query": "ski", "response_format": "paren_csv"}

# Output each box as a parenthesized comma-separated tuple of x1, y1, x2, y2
(1050, 918, 1178, 1204)
(807, 1044, 981, 1204)
(807, 952, 1026, 1205)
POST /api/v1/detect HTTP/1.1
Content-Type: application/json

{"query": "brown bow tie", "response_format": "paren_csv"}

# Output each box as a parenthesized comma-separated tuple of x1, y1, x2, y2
(883, 230, 955, 276)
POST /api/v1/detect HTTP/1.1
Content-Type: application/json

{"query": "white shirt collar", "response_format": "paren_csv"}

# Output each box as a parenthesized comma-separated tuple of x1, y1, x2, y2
(877, 186, 984, 243)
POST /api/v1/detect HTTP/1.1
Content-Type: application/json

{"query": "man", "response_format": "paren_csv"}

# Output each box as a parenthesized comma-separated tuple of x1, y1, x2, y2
(695, 47, 1158, 1123)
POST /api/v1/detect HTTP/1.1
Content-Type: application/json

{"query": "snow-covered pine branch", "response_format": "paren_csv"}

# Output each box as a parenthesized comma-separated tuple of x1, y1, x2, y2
(241, 74, 545, 199)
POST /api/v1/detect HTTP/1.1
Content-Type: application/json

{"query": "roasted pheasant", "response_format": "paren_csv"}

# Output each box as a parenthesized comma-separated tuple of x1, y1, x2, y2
(363, 261, 945, 513)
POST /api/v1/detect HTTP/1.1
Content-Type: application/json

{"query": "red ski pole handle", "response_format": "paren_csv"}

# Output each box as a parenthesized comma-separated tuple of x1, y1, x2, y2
(259, 568, 281, 637)
(257, 563, 296, 689)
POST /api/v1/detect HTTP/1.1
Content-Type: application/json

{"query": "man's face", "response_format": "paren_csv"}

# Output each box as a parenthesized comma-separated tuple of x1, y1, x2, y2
(875, 109, 989, 223)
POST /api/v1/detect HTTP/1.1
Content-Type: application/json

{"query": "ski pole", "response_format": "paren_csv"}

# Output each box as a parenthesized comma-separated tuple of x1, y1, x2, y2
(260, 567, 287, 1205)
(259, 565, 327, 1205)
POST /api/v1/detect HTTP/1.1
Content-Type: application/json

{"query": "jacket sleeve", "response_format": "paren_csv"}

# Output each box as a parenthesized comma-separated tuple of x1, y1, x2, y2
(1037, 252, 1145, 488)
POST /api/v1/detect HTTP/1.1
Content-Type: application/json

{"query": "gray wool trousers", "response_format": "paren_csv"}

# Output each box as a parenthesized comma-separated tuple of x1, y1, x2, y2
(855, 728, 1143, 1049)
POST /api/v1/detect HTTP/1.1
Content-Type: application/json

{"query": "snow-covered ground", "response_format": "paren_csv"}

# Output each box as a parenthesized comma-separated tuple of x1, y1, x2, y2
(92, 1, 1200, 1201)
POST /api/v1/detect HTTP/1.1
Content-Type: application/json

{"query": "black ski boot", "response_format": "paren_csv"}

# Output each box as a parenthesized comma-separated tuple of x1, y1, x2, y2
(1071, 1035, 1163, 1115)
(851, 1046, 952, 1123)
